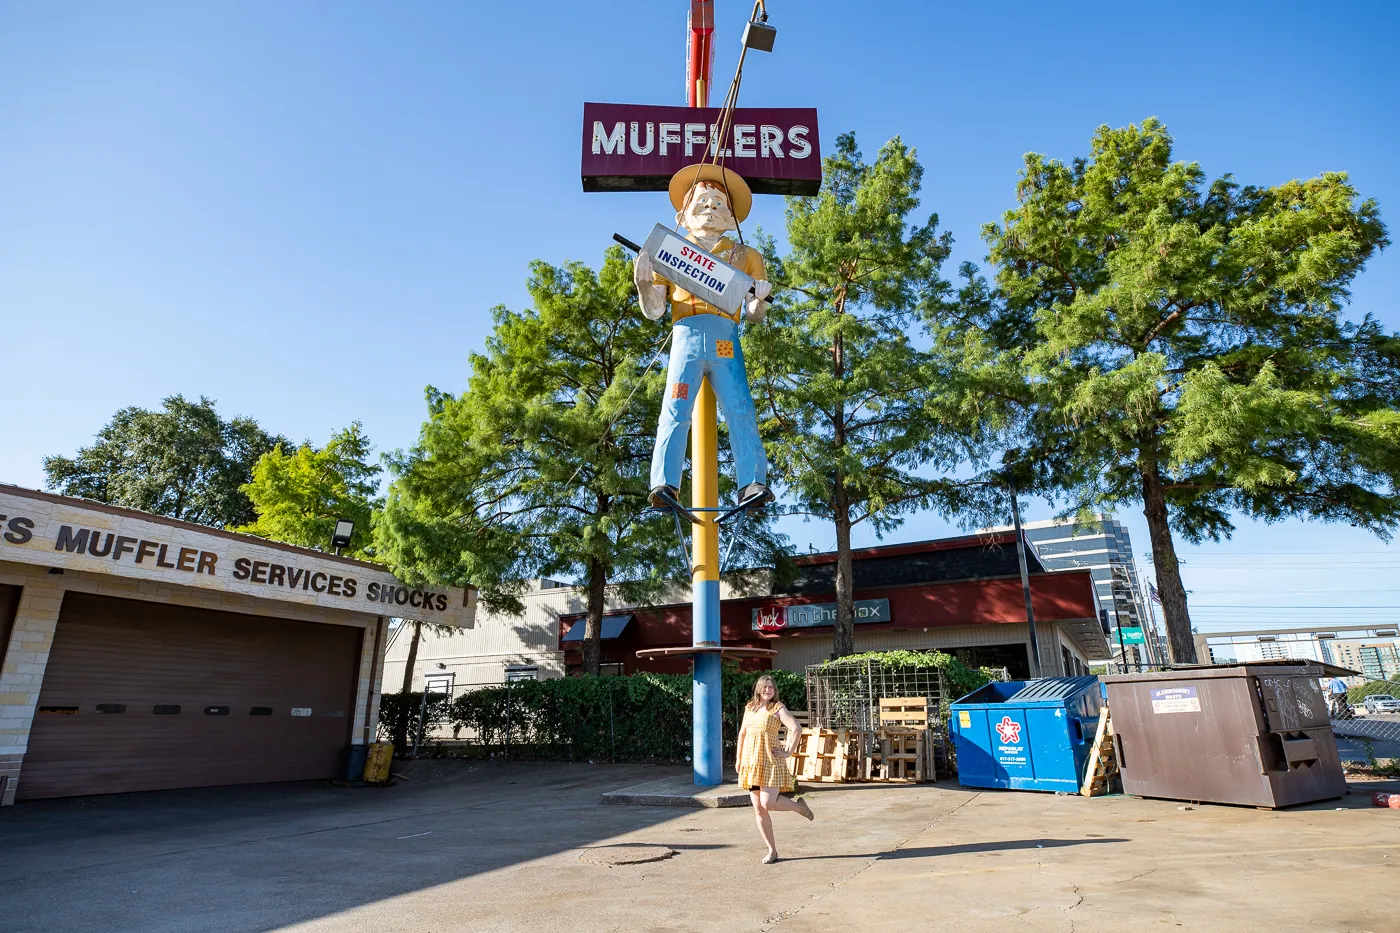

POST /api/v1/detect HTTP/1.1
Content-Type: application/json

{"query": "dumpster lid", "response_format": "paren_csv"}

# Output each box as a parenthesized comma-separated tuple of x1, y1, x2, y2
(1103, 659, 1353, 682)
(1006, 676, 1100, 703)
(1166, 659, 1360, 678)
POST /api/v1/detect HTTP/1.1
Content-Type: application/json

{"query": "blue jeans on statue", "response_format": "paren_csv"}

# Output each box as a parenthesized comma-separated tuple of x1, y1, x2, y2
(650, 313, 768, 492)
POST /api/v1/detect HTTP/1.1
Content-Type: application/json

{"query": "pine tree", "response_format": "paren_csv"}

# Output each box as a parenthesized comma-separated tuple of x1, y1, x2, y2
(964, 119, 1397, 662)
(746, 133, 980, 657)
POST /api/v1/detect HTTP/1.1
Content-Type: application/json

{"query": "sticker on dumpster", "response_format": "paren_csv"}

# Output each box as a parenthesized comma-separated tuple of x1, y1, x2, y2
(1150, 686, 1201, 714)
(958, 710, 971, 729)
(995, 715, 1022, 743)
(993, 715, 1029, 769)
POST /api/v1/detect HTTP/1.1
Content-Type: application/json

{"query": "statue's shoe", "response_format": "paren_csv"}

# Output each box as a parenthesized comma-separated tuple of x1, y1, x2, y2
(648, 485, 682, 509)
(737, 482, 775, 509)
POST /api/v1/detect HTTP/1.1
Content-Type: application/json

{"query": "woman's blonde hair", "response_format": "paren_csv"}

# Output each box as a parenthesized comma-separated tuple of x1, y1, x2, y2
(746, 674, 781, 712)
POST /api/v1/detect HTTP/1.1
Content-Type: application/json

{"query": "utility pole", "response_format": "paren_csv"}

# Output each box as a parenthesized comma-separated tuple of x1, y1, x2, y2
(1007, 476, 1041, 679)
(1131, 567, 1160, 668)
(1111, 564, 1143, 672)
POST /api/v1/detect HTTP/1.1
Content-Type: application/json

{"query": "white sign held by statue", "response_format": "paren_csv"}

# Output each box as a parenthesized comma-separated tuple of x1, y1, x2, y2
(641, 223, 755, 317)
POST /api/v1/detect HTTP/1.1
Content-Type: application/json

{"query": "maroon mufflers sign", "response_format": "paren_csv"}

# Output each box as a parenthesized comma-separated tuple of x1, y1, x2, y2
(581, 102, 821, 195)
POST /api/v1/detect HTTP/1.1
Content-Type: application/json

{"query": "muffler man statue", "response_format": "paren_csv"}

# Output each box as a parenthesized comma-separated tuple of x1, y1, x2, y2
(633, 165, 775, 510)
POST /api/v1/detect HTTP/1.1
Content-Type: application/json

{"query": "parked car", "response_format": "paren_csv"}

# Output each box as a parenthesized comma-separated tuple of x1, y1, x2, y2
(1363, 694, 1400, 715)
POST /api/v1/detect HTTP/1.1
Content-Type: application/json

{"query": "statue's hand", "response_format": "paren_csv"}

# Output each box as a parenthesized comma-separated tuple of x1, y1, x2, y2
(634, 252, 667, 321)
(745, 280, 773, 323)
(634, 250, 654, 286)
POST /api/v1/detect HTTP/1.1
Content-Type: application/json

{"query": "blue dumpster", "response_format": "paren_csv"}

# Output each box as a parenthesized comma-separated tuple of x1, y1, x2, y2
(950, 676, 1102, 793)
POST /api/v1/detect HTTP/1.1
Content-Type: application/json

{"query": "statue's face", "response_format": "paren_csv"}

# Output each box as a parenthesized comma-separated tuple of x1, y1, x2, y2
(678, 183, 736, 237)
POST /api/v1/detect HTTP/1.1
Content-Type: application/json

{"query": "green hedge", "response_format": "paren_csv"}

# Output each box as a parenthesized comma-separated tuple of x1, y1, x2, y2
(377, 690, 453, 751)
(380, 652, 991, 761)
(380, 666, 806, 763)
(1349, 678, 1400, 704)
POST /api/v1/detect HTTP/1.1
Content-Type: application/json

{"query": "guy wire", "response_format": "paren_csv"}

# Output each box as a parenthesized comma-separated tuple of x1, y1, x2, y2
(557, 328, 674, 496)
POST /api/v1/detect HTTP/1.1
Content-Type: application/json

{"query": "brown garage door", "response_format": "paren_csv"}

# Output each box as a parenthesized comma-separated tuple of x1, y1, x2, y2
(19, 592, 363, 800)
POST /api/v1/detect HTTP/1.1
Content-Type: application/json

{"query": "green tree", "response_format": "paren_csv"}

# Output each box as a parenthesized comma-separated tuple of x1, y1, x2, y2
(965, 118, 1397, 663)
(378, 247, 787, 675)
(43, 394, 288, 528)
(235, 422, 382, 559)
(747, 133, 981, 657)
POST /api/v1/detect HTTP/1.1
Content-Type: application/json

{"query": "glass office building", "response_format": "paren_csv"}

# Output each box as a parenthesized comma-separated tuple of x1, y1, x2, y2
(984, 514, 1160, 665)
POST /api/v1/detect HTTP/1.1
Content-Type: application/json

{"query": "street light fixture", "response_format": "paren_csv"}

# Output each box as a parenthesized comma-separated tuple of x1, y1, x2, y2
(741, 17, 776, 51)
(330, 519, 355, 555)
(741, 1, 776, 52)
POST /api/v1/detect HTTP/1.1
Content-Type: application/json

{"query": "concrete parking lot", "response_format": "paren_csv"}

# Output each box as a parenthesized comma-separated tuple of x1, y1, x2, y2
(1, 760, 1398, 933)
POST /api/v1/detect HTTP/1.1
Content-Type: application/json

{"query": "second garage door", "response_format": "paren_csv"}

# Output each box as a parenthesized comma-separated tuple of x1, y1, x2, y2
(20, 592, 363, 800)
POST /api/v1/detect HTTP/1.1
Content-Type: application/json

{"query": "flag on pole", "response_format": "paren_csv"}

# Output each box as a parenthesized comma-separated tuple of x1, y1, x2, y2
(1149, 584, 1162, 605)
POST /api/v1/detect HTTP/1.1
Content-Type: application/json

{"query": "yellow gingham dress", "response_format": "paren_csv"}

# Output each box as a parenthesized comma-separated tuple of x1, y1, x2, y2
(737, 703, 795, 792)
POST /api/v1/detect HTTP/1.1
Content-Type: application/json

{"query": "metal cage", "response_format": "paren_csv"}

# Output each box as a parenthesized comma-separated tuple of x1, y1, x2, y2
(804, 658, 950, 732)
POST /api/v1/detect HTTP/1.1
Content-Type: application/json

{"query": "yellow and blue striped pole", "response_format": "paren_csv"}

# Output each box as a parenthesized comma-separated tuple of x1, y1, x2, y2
(686, 2, 721, 787)
(692, 377, 722, 785)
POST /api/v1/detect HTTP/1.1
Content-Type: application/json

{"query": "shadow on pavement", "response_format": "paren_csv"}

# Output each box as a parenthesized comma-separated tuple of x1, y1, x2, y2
(786, 836, 1130, 861)
(0, 760, 698, 933)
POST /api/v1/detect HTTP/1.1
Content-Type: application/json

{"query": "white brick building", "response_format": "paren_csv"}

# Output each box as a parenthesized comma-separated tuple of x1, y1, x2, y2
(0, 484, 473, 804)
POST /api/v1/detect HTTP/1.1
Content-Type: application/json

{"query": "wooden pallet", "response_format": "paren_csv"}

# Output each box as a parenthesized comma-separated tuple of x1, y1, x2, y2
(793, 727, 858, 783)
(776, 712, 807, 749)
(879, 697, 930, 729)
(866, 728, 931, 783)
(1080, 706, 1119, 797)
(867, 697, 936, 783)
(784, 699, 944, 786)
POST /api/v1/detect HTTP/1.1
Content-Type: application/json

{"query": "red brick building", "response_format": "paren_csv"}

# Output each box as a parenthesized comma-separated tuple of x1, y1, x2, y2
(561, 532, 1107, 679)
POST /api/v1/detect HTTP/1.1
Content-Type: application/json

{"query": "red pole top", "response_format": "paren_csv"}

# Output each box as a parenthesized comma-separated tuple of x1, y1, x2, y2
(687, 0, 714, 107)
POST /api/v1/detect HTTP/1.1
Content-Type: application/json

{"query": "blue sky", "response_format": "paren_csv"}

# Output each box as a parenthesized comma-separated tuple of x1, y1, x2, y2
(2, 1, 1397, 634)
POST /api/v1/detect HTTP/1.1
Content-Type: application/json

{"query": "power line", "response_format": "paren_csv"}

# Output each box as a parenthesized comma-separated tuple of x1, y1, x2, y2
(1154, 548, 1400, 554)
(1190, 604, 1400, 610)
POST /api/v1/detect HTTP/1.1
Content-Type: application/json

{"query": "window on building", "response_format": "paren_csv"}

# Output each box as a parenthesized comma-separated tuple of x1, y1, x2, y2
(1360, 647, 1385, 681)
(951, 645, 1030, 680)
(504, 665, 538, 683)
(598, 663, 626, 677)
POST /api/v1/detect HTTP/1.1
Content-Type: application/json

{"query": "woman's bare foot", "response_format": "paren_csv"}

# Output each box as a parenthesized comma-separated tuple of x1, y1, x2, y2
(795, 797, 815, 821)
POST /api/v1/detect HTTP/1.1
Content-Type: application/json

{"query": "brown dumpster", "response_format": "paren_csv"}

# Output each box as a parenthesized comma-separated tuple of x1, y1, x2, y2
(1102, 663, 1346, 808)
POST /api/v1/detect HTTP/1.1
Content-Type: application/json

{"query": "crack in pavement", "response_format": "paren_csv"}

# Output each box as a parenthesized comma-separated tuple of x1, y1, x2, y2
(760, 792, 982, 931)
(1113, 866, 1158, 886)
(1063, 882, 1083, 933)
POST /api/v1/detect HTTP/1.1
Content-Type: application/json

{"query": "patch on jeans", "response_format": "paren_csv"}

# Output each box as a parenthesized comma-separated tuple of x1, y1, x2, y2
(716, 340, 734, 358)
(671, 383, 690, 400)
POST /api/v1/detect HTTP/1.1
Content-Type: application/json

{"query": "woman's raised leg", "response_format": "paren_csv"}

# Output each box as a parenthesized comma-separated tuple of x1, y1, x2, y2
(761, 787, 814, 821)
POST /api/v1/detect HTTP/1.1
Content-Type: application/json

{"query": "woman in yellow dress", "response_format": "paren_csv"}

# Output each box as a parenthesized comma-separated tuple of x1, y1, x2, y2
(736, 674, 814, 863)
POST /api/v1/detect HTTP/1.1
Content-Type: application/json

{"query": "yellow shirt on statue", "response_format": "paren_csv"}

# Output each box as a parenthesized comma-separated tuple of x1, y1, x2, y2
(654, 234, 767, 323)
